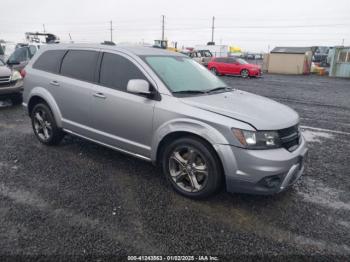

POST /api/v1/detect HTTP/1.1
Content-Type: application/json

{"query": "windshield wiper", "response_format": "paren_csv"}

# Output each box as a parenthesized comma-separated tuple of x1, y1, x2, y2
(172, 90, 207, 94)
(206, 86, 234, 93)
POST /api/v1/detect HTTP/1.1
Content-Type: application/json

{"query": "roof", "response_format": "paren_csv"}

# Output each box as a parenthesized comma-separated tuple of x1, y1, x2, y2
(271, 47, 314, 54)
(40, 43, 183, 56)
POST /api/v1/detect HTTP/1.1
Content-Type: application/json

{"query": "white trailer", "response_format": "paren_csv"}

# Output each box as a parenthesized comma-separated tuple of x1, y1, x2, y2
(195, 45, 229, 57)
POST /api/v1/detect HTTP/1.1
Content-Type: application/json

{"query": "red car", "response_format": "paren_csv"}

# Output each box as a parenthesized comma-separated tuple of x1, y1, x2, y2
(208, 57, 261, 78)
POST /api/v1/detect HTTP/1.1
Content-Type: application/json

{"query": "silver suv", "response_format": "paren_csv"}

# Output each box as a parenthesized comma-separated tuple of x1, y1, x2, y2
(23, 44, 308, 199)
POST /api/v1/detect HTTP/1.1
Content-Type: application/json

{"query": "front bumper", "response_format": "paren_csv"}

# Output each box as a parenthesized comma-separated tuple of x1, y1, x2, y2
(249, 69, 262, 77)
(215, 135, 308, 195)
(0, 80, 23, 96)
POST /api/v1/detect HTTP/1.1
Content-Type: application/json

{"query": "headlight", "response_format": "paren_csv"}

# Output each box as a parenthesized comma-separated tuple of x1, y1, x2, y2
(232, 128, 281, 149)
(10, 70, 22, 82)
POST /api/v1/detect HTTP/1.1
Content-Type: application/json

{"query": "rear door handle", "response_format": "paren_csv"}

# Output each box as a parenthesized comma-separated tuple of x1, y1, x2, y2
(93, 92, 106, 99)
(49, 80, 60, 87)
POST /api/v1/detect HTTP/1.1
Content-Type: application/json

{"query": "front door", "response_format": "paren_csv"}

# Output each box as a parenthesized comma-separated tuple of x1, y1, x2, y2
(227, 58, 240, 75)
(90, 52, 156, 158)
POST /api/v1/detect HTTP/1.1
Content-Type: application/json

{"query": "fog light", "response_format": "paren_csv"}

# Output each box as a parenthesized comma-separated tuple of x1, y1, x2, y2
(263, 176, 281, 188)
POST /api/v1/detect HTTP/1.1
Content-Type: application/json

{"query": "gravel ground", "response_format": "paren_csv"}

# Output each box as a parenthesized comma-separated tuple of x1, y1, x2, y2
(0, 74, 349, 261)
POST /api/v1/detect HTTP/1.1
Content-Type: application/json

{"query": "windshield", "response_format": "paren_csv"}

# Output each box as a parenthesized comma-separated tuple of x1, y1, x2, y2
(8, 47, 28, 64)
(144, 56, 227, 94)
(202, 50, 212, 57)
(237, 58, 249, 64)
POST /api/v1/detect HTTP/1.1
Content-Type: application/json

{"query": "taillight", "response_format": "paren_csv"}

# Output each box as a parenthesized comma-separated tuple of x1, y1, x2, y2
(20, 69, 26, 78)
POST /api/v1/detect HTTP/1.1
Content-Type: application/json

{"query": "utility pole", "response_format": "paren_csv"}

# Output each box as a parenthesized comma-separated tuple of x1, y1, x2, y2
(43, 24, 46, 33)
(161, 15, 165, 41)
(110, 20, 114, 42)
(211, 16, 215, 43)
(341, 38, 345, 46)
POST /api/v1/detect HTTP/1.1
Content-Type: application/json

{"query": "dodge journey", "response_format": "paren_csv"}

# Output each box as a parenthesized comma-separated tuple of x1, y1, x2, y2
(23, 44, 308, 198)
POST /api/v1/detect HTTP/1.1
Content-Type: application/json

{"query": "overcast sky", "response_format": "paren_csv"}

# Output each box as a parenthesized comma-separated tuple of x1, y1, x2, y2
(1, 0, 350, 52)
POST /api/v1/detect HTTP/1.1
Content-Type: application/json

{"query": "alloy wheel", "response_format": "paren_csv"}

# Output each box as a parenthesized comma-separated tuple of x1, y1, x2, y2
(241, 69, 249, 78)
(33, 109, 52, 141)
(210, 68, 217, 75)
(168, 146, 209, 192)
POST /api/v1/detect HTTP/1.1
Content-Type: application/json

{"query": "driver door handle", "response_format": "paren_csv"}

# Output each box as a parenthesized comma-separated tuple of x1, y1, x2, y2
(49, 80, 60, 87)
(93, 92, 106, 99)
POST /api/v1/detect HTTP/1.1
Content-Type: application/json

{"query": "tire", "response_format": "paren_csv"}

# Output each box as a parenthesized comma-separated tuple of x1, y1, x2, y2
(210, 67, 218, 75)
(31, 103, 64, 145)
(162, 137, 222, 199)
(240, 69, 250, 78)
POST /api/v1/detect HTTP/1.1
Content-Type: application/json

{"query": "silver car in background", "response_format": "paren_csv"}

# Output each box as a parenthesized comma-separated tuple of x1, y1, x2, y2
(0, 58, 23, 102)
(22, 44, 308, 198)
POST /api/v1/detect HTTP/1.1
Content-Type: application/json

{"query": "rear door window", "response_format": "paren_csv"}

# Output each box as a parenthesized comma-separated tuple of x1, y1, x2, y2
(33, 50, 66, 73)
(99, 52, 146, 92)
(60, 50, 99, 82)
(215, 58, 225, 63)
(227, 58, 237, 64)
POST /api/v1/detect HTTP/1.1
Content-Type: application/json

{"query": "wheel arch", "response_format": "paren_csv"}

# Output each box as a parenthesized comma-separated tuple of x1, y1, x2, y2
(27, 87, 63, 128)
(152, 119, 229, 166)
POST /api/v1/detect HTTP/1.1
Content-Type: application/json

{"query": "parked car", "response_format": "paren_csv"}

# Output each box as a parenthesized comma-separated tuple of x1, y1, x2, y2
(6, 44, 40, 71)
(313, 46, 331, 67)
(186, 50, 212, 66)
(246, 53, 255, 60)
(197, 49, 213, 66)
(0, 58, 23, 102)
(208, 57, 262, 78)
(23, 44, 307, 199)
(0, 44, 4, 61)
(0, 42, 16, 62)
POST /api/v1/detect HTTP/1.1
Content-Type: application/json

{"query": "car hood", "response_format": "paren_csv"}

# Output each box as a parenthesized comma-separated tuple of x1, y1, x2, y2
(0, 65, 11, 77)
(180, 90, 299, 130)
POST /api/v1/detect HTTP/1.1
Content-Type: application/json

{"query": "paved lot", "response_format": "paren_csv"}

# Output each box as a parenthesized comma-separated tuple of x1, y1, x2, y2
(0, 74, 349, 260)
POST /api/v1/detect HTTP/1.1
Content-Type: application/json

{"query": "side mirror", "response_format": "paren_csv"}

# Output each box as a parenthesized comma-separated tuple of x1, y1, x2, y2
(127, 79, 151, 95)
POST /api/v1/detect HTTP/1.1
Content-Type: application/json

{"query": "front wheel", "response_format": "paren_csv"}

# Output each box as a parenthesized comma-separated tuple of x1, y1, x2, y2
(162, 137, 222, 199)
(31, 103, 64, 145)
(210, 67, 218, 75)
(240, 69, 250, 78)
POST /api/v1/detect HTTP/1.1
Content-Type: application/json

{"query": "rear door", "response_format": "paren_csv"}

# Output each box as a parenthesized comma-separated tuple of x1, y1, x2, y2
(219, 58, 231, 74)
(227, 58, 240, 75)
(214, 58, 226, 73)
(53, 49, 99, 135)
(89, 52, 156, 158)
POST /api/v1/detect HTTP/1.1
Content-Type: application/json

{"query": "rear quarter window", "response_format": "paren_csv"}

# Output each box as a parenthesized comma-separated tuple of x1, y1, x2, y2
(33, 50, 66, 73)
(60, 50, 99, 82)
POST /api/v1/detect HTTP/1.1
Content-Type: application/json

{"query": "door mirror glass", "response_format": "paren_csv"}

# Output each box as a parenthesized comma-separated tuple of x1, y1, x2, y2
(127, 79, 151, 95)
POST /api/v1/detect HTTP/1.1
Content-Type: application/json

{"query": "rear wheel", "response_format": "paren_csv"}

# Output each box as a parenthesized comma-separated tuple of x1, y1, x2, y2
(162, 137, 222, 199)
(240, 69, 249, 78)
(31, 103, 64, 145)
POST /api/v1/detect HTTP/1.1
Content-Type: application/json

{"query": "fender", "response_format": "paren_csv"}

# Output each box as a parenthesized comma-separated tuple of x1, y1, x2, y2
(27, 87, 63, 128)
(151, 118, 230, 162)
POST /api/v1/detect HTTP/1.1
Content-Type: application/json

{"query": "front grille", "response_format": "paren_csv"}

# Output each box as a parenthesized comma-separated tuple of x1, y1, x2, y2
(0, 76, 11, 82)
(0, 76, 11, 88)
(278, 124, 300, 152)
(0, 76, 10, 83)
